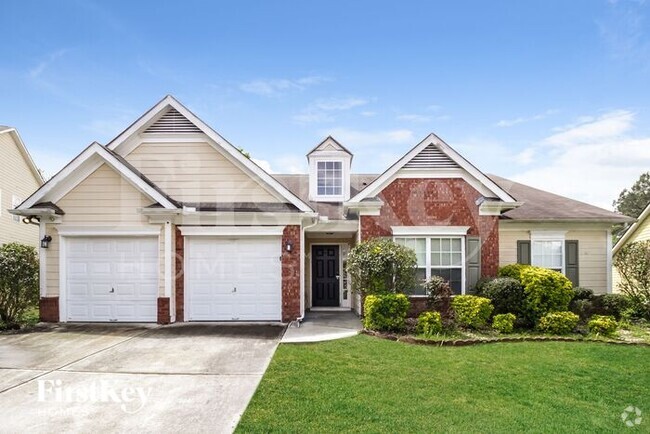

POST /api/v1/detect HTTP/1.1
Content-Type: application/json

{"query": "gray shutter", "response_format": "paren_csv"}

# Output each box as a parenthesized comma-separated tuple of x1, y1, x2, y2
(565, 240, 579, 287)
(466, 237, 481, 292)
(517, 241, 531, 265)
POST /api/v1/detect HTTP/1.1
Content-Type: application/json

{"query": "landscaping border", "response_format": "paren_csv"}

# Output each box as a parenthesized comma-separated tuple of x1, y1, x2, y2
(362, 329, 650, 347)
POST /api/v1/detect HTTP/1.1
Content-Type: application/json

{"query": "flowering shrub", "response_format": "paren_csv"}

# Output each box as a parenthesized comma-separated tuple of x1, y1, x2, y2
(492, 313, 516, 334)
(416, 311, 443, 336)
(537, 311, 579, 335)
(346, 238, 417, 295)
(588, 315, 618, 336)
(363, 294, 410, 332)
(451, 295, 494, 329)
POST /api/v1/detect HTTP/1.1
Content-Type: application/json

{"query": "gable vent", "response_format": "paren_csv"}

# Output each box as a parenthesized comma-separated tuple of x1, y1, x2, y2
(403, 144, 459, 169)
(144, 108, 202, 133)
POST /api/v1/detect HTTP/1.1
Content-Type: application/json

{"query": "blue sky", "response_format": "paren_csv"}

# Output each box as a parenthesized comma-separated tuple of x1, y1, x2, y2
(2, 0, 650, 209)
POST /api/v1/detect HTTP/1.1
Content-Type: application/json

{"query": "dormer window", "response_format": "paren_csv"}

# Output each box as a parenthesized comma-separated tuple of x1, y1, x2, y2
(317, 161, 343, 196)
(307, 136, 352, 202)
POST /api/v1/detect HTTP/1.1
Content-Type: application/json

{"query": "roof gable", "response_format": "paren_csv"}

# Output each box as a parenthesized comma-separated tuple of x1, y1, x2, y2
(107, 95, 314, 213)
(348, 133, 516, 203)
(613, 201, 650, 254)
(0, 127, 44, 185)
(307, 136, 353, 158)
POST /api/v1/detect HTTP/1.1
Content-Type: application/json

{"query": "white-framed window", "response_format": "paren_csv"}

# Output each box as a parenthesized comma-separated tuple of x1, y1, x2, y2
(11, 195, 22, 223)
(530, 231, 565, 274)
(395, 236, 465, 295)
(316, 161, 343, 196)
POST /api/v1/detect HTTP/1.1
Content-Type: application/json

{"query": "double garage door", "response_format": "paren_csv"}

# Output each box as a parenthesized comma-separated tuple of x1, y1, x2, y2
(65, 235, 282, 322)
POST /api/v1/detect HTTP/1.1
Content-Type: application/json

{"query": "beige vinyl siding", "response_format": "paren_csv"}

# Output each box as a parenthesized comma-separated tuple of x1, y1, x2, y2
(125, 140, 279, 203)
(45, 164, 164, 297)
(0, 132, 42, 247)
(499, 223, 610, 294)
(613, 215, 650, 293)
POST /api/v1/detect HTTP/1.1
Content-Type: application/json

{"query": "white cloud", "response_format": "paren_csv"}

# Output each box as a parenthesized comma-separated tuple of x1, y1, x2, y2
(509, 110, 650, 209)
(599, 0, 650, 69)
(397, 114, 431, 123)
(495, 109, 558, 127)
(293, 97, 369, 124)
(360, 111, 377, 117)
(29, 49, 68, 79)
(313, 98, 367, 111)
(252, 158, 273, 173)
(252, 155, 307, 174)
(239, 76, 329, 96)
(323, 127, 415, 147)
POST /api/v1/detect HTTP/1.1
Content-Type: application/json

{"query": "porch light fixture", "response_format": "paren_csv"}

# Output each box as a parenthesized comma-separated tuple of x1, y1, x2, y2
(41, 235, 52, 249)
(285, 240, 293, 252)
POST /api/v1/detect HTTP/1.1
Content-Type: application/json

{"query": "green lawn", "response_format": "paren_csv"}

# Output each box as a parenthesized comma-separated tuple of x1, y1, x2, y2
(237, 335, 650, 433)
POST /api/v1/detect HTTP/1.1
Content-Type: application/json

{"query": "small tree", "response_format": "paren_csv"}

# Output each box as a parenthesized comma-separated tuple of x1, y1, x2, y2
(346, 238, 417, 295)
(0, 243, 39, 327)
(614, 240, 650, 319)
(612, 172, 650, 240)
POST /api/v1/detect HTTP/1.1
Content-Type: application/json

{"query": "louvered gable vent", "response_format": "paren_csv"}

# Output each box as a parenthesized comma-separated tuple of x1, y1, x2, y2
(403, 144, 459, 169)
(144, 108, 202, 133)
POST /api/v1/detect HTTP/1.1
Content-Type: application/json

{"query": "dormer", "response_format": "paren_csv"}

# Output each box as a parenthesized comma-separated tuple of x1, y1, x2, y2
(307, 136, 353, 202)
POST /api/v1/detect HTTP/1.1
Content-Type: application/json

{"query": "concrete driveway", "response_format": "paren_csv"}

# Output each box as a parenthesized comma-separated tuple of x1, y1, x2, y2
(0, 323, 284, 433)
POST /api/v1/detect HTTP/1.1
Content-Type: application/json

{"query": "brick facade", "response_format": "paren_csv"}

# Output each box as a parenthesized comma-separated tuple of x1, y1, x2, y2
(157, 297, 170, 324)
(39, 297, 59, 322)
(282, 225, 301, 322)
(360, 178, 500, 279)
(175, 226, 185, 322)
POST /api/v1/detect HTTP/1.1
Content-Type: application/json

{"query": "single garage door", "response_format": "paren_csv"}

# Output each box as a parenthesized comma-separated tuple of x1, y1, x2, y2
(186, 237, 282, 321)
(66, 237, 158, 322)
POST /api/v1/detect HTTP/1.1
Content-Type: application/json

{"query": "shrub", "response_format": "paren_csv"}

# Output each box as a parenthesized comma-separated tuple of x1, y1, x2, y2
(363, 294, 410, 332)
(346, 238, 417, 295)
(481, 277, 526, 317)
(587, 315, 618, 336)
(570, 299, 595, 321)
(520, 267, 573, 325)
(591, 294, 632, 320)
(425, 276, 452, 318)
(614, 240, 650, 320)
(537, 311, 579, 335)
(472, 277, 494, 296)
(451, 295, 494, 329)
(572, 287, 594, 301)
(492, 313, 516, 334)
(498, 264, 530, 281)
(416, 311, 443, 336)
(0, 243, 39, 328)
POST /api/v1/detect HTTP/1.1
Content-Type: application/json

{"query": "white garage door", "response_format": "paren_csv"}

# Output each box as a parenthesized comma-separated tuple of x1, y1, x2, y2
(66, 237, 158, 322)
(187, 237, 282, 321)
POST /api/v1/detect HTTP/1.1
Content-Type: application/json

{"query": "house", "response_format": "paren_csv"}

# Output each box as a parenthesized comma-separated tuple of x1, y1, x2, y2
(612, 201, 650, 292)
(11, 96, 632, 324)
(0, 126, 44, 247)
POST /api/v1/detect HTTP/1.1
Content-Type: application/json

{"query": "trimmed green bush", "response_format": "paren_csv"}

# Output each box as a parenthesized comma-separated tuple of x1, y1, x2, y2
(425, 276, 452, 318)
(363, 294, 410, 332)
(472, 277, 494, 296)
(537, 311, 579, 335)
(481, 277, 526, 317)
(451, 295, 494, 329)
(572, 287, 594, 301)
(497, 264, 530, 281)
(587, 315, 618, 336)
(520, 267, 573, 324)
(416, 311, 443, 336)
(592, 294, 631, 320)
(492, 313, 516, 334)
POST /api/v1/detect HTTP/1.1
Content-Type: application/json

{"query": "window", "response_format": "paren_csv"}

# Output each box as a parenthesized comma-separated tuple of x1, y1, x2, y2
(531, 240, 563, 272)
(11, 195, 22, 223)
(316, 161, 342, 196)
(395, 236, 465, 295)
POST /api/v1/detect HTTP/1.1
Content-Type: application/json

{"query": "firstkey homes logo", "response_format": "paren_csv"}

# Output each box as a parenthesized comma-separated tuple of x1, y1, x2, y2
(621, 406, 643, 428)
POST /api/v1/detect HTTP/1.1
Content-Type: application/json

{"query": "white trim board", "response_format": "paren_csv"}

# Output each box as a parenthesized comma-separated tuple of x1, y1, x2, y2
(392, 226, 470, 236)
(179, 226, 285, 236)
(56, 226, 162, 236)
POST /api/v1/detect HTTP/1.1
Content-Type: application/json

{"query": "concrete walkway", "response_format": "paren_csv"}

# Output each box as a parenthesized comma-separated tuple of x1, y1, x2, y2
(282, 310, 362, 343)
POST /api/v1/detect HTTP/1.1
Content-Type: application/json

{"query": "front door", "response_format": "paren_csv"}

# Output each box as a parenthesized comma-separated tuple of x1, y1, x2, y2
(312, 245, 340, 307)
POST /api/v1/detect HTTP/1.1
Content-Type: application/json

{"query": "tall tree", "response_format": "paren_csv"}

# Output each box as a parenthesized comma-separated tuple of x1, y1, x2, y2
(613, 172, 650, 240)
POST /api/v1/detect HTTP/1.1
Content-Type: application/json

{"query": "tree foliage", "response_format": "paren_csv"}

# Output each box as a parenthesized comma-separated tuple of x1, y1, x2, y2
(346, 238, 417, 295)
(0, 243, 39, 327)
(614, 240, 650, 319)
(613, 172, 650, 239)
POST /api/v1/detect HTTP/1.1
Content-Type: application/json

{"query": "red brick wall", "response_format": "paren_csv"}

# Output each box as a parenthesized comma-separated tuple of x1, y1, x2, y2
(157, 297, 170, 324)
(175, 226, 185, 322)
(360, 178, 499, 278)
(39, 297, 59, 322)
(282, 225, 301, 322)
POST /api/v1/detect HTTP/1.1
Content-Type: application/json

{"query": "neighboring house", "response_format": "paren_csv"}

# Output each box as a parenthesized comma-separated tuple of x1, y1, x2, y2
(0, 126, 44, 247)
(11, 96, 632, 324)
(612, 201, 650, 293)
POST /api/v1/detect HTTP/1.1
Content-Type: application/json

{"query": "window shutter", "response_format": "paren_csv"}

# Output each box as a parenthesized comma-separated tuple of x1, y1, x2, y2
(517, 241, 531, 265)
(565, 240, 579, 287)
(466, 236, 481, 292)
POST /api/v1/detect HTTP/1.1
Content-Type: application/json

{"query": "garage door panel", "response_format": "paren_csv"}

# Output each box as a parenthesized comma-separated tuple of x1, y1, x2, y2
(187, 236, 282, 321)
(66, 237, 158, 322)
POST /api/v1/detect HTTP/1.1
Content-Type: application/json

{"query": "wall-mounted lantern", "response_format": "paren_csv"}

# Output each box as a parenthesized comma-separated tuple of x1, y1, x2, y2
(40, 235, 52, 249)
(285, 240, 294, 253)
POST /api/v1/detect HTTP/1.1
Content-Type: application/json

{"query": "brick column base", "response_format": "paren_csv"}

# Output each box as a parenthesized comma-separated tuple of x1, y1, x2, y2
(157, 297, 170, 325)
(39, 297, 59, 322)
(281, 225, 301, 322)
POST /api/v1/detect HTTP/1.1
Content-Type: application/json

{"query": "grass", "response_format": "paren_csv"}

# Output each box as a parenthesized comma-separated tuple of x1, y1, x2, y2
(237, 335, 650, 433)
(0, 305, 40, 331)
